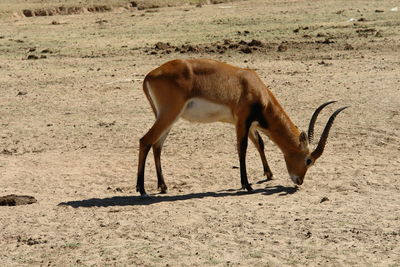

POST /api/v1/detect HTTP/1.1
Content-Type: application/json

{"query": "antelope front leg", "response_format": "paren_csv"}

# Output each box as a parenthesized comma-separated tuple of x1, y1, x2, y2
(137, 139, 151, 196)
(236, 121, 253, 192)
(249, 129, 273, 180)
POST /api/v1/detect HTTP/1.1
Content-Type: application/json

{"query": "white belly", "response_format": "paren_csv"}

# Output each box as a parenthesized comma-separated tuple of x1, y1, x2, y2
(181, 98, 234, 123)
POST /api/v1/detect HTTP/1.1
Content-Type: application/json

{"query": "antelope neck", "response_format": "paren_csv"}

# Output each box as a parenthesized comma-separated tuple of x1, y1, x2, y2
(262, 99, 303, 156)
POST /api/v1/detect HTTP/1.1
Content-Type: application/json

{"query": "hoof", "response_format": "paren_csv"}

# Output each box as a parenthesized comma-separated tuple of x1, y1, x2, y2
(264, 171, 273, 180)
(158, 184, 168, 194)
(136, 185, 148, 197)
(242, 184, 254, 192)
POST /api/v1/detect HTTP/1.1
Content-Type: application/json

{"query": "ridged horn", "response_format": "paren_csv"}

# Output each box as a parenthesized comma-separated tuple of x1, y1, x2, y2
(311, 106, 349, 160)
(307, 101, 337, 144)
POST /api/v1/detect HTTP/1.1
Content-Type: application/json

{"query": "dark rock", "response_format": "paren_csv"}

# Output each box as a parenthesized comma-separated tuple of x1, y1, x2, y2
(320, 196, 329, 203)
(27, 55, 39, 60)
(277, 43, 288, 52)
(0, 195, 37, 206)
(241, 47, 252, 54)
(22, 9, 34, 17)
(247, 39, 263, 47)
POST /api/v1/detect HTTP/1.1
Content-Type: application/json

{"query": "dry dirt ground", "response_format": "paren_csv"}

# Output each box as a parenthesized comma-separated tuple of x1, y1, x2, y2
(1, 0, 399, 266)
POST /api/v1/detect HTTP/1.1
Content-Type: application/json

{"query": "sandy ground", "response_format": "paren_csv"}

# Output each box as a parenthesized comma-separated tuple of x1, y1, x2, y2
(1, 0, 399, 266)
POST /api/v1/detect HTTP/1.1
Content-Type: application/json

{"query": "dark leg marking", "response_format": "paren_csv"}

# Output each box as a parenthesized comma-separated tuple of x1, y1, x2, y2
(137, 141, 152, 196)
(153, 131, 170, 194)
(236, 116, 254, 192)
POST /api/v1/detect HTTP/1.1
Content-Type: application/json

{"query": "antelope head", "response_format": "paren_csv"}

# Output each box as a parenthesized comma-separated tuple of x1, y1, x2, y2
(285, 101, 349, 185)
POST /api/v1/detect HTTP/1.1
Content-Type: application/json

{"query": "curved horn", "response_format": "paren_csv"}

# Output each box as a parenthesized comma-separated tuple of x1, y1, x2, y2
(308, 101, 337, 144)
(311, 106, 349, 160)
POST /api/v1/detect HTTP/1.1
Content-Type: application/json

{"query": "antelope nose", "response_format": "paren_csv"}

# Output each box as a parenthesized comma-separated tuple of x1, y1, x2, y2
(290, 175, 303, 185)
(290, 175, 299, 184)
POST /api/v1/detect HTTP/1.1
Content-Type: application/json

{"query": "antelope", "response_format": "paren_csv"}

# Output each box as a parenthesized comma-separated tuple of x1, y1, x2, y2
(136, 58, 348, 197)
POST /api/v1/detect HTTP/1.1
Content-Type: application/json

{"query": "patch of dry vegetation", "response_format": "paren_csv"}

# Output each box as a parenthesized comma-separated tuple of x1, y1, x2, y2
(0, 0, 243, 18)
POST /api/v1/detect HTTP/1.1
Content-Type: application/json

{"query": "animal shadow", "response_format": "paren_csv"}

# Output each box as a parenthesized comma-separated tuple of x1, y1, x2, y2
(58, 185, 297, 208)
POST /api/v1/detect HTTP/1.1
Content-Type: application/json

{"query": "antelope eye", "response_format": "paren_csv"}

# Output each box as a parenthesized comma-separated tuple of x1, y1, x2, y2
(306, 158, 313, 166)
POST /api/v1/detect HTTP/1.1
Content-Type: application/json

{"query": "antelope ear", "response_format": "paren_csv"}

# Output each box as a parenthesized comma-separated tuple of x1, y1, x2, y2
(299, 131, 309, 151)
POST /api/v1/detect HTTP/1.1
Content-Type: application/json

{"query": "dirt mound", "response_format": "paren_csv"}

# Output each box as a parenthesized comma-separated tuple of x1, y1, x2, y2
(147, 39, 270, 55)
(20, 5, 114, 17)
(0, 195, 37, 206)
(146, 37, 348, 56)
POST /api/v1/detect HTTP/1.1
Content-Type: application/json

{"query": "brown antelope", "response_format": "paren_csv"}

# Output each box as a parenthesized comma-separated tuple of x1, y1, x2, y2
(136, 58, 348, 197)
